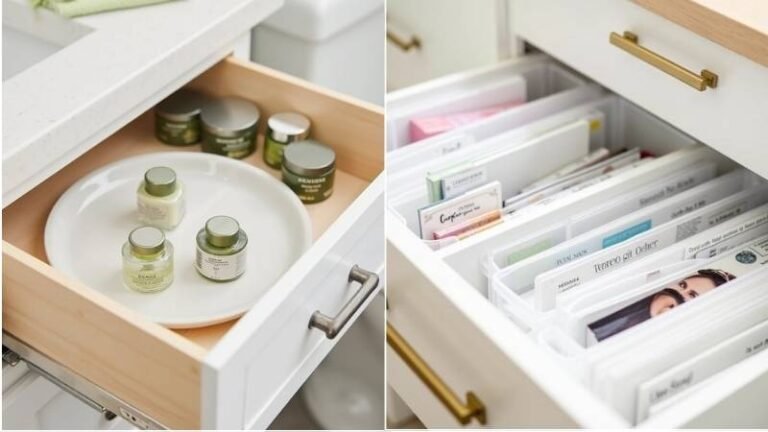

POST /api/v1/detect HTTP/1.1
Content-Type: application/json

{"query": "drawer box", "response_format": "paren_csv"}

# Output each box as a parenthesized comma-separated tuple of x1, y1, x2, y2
(511, 0, 768, 181)
(3, 57, 384, 429)
(386, 53, 768, 427)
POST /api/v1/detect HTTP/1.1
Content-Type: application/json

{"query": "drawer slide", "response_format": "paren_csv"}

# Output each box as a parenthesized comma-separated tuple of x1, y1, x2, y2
(3, 333, 164, 430)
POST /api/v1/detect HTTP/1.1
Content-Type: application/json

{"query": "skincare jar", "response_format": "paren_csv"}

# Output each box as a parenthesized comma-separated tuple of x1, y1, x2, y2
(282, 140, 336, 204)
(195, 216, 248, 282)
(122, 226, 174, 293)
(200, 97, 260, 159)
(263, 112, 311, 169)
(137, 166, 185, 230)
(155, 89, 206, 146)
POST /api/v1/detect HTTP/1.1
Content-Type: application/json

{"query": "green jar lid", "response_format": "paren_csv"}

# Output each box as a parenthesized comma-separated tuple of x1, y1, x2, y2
(129, 226, 166, 256)
(205, 216, 241, 248)
(267, 112, 311, 144)
(156, 89, 206, 122)
(283, 140, 336, 177)
(200, 97, 260, 136)
(144, 167, 177, 197)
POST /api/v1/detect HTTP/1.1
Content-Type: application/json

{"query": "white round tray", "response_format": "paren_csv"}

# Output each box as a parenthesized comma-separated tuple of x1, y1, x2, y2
(45, 152, 312, 329)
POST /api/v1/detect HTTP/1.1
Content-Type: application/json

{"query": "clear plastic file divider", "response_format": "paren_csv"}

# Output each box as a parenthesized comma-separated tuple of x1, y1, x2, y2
(388, 55, 768, 427)
(489, 184, 768, 333)
(525, 265, 768, 425)
(386, 55, 590, 151)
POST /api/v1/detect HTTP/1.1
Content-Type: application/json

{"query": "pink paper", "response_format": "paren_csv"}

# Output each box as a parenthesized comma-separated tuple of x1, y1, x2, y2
(408, 101, 523, 143)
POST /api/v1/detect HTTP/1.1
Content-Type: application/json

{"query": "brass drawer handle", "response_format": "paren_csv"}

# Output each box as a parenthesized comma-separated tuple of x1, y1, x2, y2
(609, 31, 718, 91)
(387, 323, 487, 425)
(309, 265, 379, 339)
(387, 29, 421, 52)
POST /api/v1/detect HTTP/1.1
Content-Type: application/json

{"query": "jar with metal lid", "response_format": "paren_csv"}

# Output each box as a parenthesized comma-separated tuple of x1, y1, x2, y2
(122, 226, 174, 293)
(195, 216, 248, 282)
(137, 166, 185, 230)
(263, 112, 311, 169)
(200, 97, 260, 159)
(281, 140, 336, 204)
(155, 89, 206, 146)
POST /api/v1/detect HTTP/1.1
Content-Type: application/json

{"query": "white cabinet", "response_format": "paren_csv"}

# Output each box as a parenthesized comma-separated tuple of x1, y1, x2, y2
(386, 0, 511, 91)
(3, 3, 384, 429)
(386, 0, 768, 428)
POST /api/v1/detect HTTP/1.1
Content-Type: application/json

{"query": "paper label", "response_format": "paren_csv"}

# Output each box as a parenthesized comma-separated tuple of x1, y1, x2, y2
(507, 239, 554, 266)
(418, 181, 502, 240)
(534, 187, 768, 299)
(635, 320, 768, 422)
(569, 162, 717, 237)
(685, 213, 768, 259)
(441, 166, 488, 199)
(435, 134, 473, 157)
(602, 220, 652, 248)
(195, 248, 247, 281)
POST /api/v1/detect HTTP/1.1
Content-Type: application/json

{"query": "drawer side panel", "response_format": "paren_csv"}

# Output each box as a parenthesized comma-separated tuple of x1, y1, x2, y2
(2, 242, 205, 429)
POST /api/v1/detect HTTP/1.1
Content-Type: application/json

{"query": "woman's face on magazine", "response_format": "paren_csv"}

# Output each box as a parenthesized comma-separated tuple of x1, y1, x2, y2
(650, 276, 716, 316)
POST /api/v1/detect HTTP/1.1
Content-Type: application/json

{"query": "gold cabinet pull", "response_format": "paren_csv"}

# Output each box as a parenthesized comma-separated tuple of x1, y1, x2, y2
(387, 30, 421, 52)
(609, 31, 718, 91)
(387, 323, 486, 425)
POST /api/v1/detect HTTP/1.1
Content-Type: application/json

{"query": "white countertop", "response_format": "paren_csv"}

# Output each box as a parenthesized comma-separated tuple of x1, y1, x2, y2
(2, 0, 283, 205)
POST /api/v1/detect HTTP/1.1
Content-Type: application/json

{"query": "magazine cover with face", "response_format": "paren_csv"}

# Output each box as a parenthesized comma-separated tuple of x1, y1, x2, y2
(586, 235, 768, 345)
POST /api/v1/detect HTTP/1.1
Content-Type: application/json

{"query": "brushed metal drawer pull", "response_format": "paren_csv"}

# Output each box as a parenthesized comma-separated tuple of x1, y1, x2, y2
(387, 323, 487, 425)
(309, 265, 379, 339)
(609, 31, 718, 91)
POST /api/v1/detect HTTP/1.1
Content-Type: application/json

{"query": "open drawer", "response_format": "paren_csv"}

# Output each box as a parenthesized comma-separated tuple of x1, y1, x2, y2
(2, 56, 384, 429)
(386, 53, 768, 427)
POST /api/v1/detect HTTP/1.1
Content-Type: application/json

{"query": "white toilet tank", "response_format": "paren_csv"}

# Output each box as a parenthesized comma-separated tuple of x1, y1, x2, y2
(251, 0, 384, 106)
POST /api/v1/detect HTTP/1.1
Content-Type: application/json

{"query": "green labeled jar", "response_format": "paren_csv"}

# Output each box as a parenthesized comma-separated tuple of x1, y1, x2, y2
(282, 140, 336, 204)
(122, 226, 174, 293)
(195, 216, 248, 282)
(263, 112, 311, 169)
(155, 89, 206, 146)
(200, 97, 260, 159)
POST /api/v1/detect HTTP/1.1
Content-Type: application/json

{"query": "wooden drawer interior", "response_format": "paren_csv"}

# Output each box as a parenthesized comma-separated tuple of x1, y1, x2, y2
(2, 57, 383, 428)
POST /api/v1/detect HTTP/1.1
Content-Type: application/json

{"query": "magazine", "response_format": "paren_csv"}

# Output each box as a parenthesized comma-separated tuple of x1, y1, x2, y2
(585, 235, 768, 345)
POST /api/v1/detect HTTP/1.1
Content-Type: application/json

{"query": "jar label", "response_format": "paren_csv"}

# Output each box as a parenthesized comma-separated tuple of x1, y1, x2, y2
(195, 248, 247, 281)
(124, 264, 173, 293)
(282, 167, 335, 204)
(156, 117, 200, 145)
(137, 194, 185, 230)
(202, 130, 256, 159)
(138, 200, 168, 222)
(264, 136, 286, 168)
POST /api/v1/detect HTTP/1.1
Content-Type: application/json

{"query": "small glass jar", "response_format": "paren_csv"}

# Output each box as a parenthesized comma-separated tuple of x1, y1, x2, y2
(122, 226, 174, 293)
(200, 97, 260, 159)
(282, 140, 336, 204)
(263, 112, 311, 169)
(137, 166, 185, 230)
(195, 216, 248, 282)
(155, 89, 206, 146)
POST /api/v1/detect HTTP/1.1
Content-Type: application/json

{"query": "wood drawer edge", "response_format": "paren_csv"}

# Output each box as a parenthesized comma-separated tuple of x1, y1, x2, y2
(2, 241, 206, 429)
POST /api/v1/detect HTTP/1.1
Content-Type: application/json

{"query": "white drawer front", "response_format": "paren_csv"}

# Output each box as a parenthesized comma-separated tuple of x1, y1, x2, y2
(511, 0, 768, 179)
(386, 213, 624, 428)
(202, 176, 384, 429)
